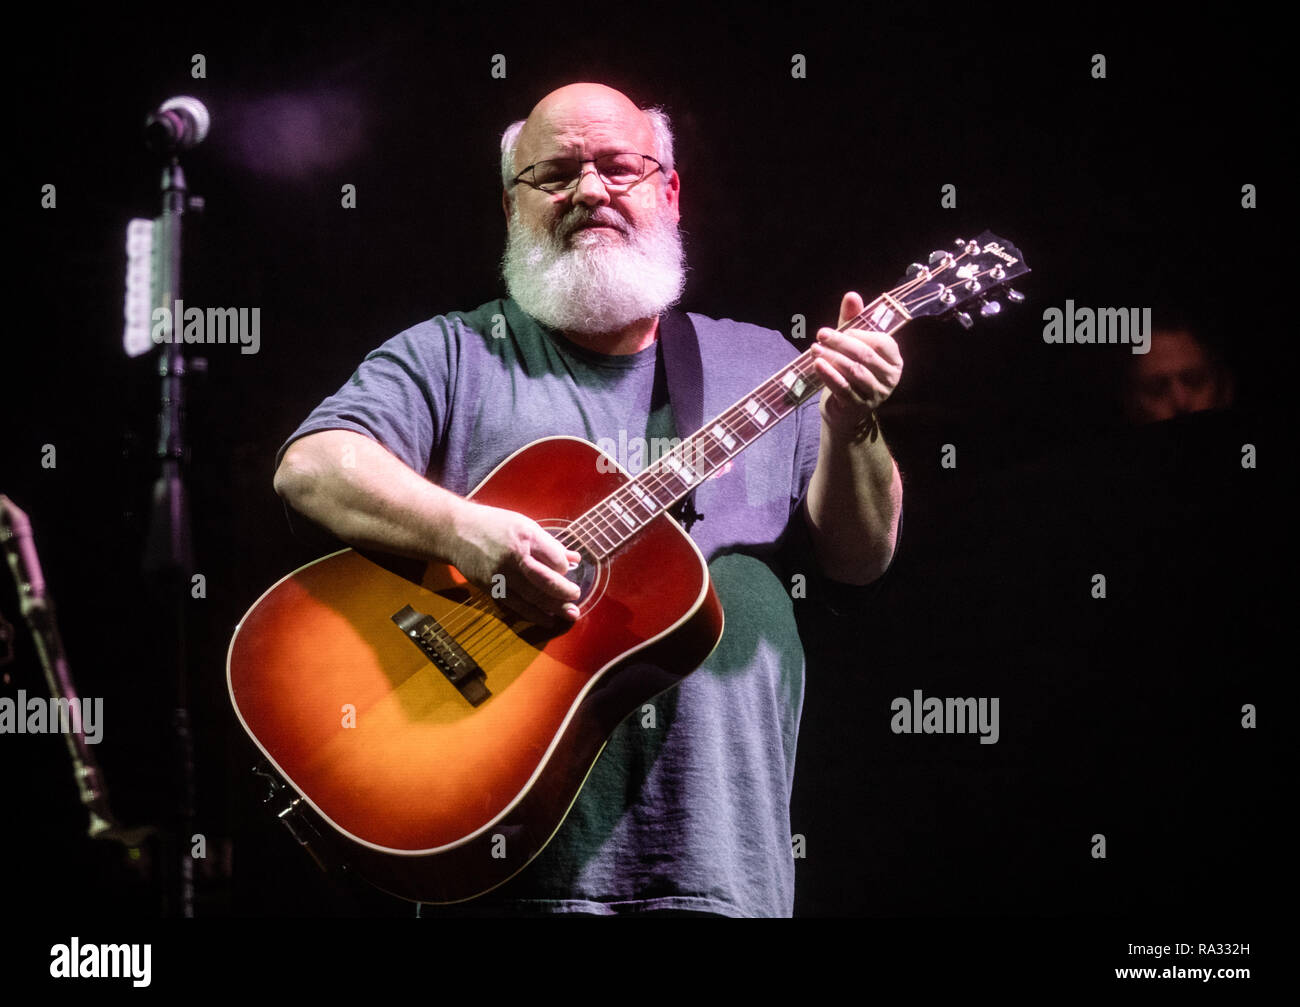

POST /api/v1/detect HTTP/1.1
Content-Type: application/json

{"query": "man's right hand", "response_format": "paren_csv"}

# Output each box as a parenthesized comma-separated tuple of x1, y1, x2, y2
(275, 431, 582, 626)
(449, 501, 582, 627)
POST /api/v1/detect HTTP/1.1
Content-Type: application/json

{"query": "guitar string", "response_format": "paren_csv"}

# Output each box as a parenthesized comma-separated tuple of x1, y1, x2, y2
(555, 268, 938, 553)
(432, 250, 1004, 657)
(559, 250, 988, 556)
(437, 253, 996, 657)
(435, 253, 996, 657)
(561, 247, 989, 549)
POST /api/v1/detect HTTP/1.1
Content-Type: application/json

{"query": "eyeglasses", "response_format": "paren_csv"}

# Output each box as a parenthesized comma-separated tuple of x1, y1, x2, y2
(511, 153, 662, 193)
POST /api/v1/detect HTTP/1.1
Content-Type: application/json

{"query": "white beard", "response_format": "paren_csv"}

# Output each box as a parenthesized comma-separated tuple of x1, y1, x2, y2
(501, 200, 686, 336)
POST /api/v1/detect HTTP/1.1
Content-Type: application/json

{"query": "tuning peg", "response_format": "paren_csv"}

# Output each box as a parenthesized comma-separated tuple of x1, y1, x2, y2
(980, 300, 1001, 318)
(1006, 288, 1025, 304)
(929, 249, 953, 268)
(955, 310, 974, 330)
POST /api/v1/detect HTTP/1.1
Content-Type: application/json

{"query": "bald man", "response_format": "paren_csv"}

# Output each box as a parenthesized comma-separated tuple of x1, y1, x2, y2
(273, 83, 903, 916)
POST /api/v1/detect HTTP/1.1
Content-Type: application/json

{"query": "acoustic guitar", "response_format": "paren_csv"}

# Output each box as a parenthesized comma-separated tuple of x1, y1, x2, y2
(227, 232, 1029, 903)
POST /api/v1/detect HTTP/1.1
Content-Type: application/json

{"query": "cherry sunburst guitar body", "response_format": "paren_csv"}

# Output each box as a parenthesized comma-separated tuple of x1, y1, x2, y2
(228, 231, 1028, 904)
(228, 436, 724, 903)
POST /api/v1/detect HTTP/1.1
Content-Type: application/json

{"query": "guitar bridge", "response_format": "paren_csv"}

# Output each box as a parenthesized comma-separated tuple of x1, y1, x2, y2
(391, 604, 491, 707)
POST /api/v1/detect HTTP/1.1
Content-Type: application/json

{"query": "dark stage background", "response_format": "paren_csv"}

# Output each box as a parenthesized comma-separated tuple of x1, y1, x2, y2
(4, 3, 1281, 944)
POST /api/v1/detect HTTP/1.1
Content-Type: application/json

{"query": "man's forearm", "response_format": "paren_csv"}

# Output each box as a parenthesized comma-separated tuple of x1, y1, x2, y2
(273, 429, 469, 564)
(804, 417, 902, 585)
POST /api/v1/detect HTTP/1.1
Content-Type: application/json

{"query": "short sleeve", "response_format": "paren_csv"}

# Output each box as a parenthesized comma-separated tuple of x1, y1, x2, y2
(274, 319, 457, 476)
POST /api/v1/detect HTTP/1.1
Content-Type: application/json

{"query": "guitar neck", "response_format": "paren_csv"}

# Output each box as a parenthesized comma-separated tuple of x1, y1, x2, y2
(563, 228, 1031, 559)
(569, 292, 913, 559)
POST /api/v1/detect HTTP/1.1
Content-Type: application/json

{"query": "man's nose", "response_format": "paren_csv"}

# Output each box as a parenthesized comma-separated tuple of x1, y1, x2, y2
(570, 167, 611, 207)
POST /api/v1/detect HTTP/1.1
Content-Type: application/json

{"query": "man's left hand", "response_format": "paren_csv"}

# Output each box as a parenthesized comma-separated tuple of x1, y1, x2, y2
(811, 291, 903, 439)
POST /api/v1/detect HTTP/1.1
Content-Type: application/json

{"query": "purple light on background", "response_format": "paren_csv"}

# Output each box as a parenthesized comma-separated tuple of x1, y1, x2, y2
(222, 89, 366, 179)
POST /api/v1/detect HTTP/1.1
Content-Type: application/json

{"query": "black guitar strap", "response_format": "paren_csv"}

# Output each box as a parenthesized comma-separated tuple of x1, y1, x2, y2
(656, 309, 706, 534)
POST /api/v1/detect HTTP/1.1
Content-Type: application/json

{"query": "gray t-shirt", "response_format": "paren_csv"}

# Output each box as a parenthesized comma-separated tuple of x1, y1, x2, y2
(280, 297, 834, 916)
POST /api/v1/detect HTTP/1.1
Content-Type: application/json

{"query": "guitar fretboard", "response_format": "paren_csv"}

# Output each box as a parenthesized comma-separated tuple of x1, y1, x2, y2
(564, 293, 911, 558)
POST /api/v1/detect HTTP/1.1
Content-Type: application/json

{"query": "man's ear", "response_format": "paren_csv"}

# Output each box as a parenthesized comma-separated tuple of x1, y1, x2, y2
(664, 169, 681, 224)
(501, 188, 511, 224)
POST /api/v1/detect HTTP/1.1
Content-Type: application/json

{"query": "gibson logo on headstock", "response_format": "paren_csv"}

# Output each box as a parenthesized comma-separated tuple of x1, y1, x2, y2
(982, 242, 1019, 267)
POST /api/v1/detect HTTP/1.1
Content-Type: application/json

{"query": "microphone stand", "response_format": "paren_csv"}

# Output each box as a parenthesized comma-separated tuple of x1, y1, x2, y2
(142, 156, 200, 918)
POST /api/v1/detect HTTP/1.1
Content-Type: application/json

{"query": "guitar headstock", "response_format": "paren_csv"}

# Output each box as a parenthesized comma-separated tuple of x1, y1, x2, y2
(890, 230, 1030, 330)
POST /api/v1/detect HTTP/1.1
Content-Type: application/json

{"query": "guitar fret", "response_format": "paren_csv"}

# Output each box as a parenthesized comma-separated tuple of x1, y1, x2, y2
(731, 412, 766, 441)
(660, 456, 695, 490)
(758, 392, 798, 419)
(587, 521, 619, 553)
(868, 301, 896, 331)
(608, 499, 639, 530)
(647, 479, 678, 507)
(628, 482, 655, 514)
(669, 452, 702, 483)
(779, 369, 809, 401)
(692, 433, 730, 470)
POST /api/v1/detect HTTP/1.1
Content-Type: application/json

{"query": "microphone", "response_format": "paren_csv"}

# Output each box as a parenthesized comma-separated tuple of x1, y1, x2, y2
(143, 96, 210, 154)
